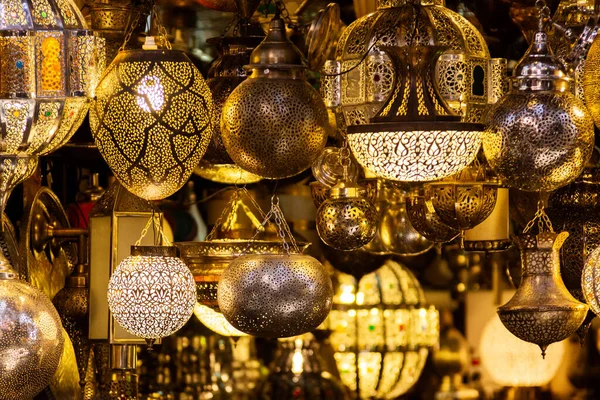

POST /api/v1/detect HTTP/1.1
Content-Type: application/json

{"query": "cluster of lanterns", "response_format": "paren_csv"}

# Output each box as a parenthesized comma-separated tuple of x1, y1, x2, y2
(9, 0, 600, 397)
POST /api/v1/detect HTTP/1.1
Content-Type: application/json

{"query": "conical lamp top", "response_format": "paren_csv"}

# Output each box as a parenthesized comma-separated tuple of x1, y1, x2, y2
(234, 0, 262, 20)
(248, 17, 305, 69)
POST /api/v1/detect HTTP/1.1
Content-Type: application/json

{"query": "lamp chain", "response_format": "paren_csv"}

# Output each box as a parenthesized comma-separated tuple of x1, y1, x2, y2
(135, 211, 172, 247)
(522, 199, 554, 234)
(535, 0, 551, 32)
(339, 140, 352, 182)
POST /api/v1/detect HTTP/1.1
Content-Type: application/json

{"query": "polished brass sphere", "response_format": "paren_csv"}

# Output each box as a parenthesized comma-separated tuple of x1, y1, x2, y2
(217, 254, 333, 338)
(0, 273, 65, 399)
(220, 18, 328, 179)
(316, 182, 378, 251)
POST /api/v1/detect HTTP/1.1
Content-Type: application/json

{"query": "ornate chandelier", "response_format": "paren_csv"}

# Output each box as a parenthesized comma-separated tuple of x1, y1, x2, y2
(347, 45, 483, 182)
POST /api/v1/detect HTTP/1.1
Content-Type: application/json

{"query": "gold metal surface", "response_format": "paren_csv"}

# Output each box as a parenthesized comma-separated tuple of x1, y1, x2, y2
(498, 232, 588, 357)
(218, 254, 333, 338)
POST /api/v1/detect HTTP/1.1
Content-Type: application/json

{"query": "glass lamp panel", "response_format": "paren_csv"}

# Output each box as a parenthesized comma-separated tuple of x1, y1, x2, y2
(35, 31, 65, 97)
(378, 264, 402, 304)
(0, 0, 33, 28)
(334, 352, 357, 391)
(397, 266, 423, 305)
(0, 35, 35, 96)
(29, 100, 62, 153)
(385, 309, 410, 348)
(329, 309, 357, 351)
(67, 32, 96, 96)
(357, 308, 384, 349)
(376, 352, 404, 397)
(387, 349, 428, 399)
(357, 272, 381, 305)
(1, 99, 34, 152)
(54, 0, 85, 28)
(358, 352, 382, 399)
(30, 0, 60, 27)
(41, 96, 88, 155)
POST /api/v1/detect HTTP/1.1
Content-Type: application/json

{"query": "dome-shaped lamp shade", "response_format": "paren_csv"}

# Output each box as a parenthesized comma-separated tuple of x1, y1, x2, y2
(90, 49, 213, 200)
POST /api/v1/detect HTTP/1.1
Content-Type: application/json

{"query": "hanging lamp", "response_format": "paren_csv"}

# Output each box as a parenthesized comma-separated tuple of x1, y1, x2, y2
(90, 4, 213, 200)
(346, 43, 483, 182)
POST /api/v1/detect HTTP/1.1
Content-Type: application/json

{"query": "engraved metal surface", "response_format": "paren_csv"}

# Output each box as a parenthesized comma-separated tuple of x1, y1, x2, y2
(405, 194, 459, 243)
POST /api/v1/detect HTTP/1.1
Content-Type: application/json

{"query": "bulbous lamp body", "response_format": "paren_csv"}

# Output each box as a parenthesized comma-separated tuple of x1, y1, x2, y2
(107, 246, 196, 342)
(316, 182, 378, 251)
(0, 270, 65, 399)
(220, 18, 328, 179)
(90, 49, 213, 200)
(217, 254, 333, 338)
(484, 31, 594, 192)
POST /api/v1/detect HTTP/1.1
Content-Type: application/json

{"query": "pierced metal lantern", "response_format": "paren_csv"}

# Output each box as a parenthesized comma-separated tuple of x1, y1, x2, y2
(218, 254, 333, 338)
(423, 165, 499, 234)
(316, 180, 378, 251)
(582, 246, 600, 318)
(347, 46, 483, 182)
(196, 34, 264, 185)
(323, 0, 498, 126)
(312, 147, 360, 188)
(498, 232, 589, 357)
(310, 179, 377, 209)
(406, 192, 460, 243)
(193, 303, 246, 337)
(0, 255, 65, 399)
(107, 246, 196, 348)
(485, 29, 594, 192)
(324, 259, 439, 399)
(220, 17, 328, 179)
(90, 46, 214, 201)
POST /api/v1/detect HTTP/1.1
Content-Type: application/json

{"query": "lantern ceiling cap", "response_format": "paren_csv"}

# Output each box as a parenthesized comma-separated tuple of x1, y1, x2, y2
(246, 17, 306, 70)
(328, 180, 364, 199)
(0, 253, 16, 280)
(513, 31, 570, 91)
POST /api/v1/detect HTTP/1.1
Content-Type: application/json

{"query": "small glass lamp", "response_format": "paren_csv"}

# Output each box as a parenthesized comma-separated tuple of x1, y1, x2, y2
(347, 46, 483, 182)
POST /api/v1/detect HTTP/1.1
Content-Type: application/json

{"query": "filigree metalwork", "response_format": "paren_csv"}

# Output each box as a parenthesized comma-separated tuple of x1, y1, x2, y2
(107, 246, 196, 342)
(582, 246, 600, 317)
(90, 49, 214, 200)
(406, 194, 459, 243)
(218, 254, 333, 338)
(498, 232, 588, 357)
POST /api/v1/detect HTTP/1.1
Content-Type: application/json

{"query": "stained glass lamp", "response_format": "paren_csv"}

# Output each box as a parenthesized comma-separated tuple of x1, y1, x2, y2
(347, 46, 483, 182)
(323, 259, 439, 399)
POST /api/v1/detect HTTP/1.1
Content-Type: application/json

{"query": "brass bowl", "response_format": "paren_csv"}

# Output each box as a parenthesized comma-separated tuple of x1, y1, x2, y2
(176, 240, 309, 310)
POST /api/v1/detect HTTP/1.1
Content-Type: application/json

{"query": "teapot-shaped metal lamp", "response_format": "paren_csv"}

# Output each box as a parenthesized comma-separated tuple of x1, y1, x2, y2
(498, 217, 588, 357)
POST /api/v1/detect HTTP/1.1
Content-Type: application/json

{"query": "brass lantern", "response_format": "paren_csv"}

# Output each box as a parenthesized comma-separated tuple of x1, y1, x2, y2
(485, 27, 594, 192)
(347, 46, 483, 182)
(220, 16, 329, 179)
(322, 0, 499, 126)
(498, 232, 588, 357)
(90, 36, 214, 200)
(406, 191, 460, 244)
(324, 259, 439, 399)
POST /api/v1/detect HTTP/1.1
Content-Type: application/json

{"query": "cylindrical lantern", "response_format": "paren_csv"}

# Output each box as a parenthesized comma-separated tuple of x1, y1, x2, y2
(220, 17, 328, 179)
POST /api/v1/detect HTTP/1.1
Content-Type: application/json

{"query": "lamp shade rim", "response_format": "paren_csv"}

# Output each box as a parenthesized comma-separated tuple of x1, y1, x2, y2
(130, 245, 180, 258)
(347, 122, 485, 134)
(113, 48, 193, 64)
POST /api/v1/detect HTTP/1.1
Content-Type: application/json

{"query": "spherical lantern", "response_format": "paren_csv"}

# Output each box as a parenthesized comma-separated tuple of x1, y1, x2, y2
(316, 181, 378, 251)
(107, 246, 196, 348)
(218, 254, 333, 338)
(583, 33, 600, 130)
(323, 0, 495, 126)
(90, 43, 214, 200)
(220, 17, 328, 179)
(484, 30, 594, 192)
(405, 193, 460, 243)
(480, 315, 565, 387)
(324, 259, 439, 399)
(0, 255, 64, 399)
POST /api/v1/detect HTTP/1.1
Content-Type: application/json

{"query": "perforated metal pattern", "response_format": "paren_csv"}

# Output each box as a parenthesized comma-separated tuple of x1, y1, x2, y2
(90, 50, 214, 200)
(107, 252, 196, 339)
(218, 254, 333, 338)
(316, 197, 378, 251)
(405, 195, 459, 243)
(0, 278, 65, 399)
(424, 182, 497, 231)
(498, 233, 588, 355)
(582, 246, 600, 316)
(583, 37, 600, 129)
(348, 129, 481, 182)
(221, 78, 328, 179)
(484, 92, 594, 192)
